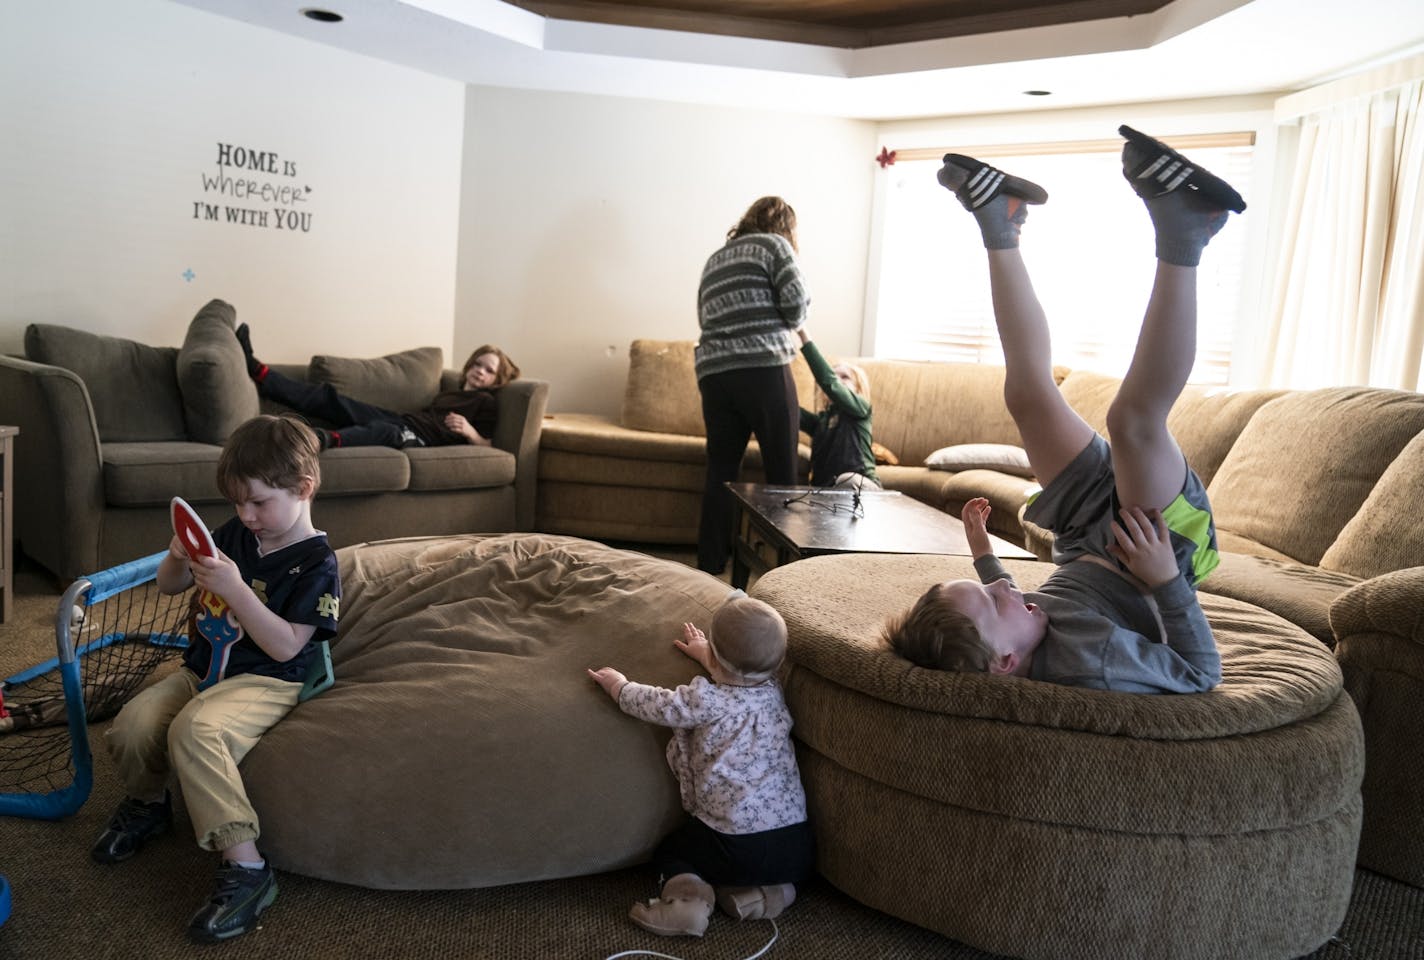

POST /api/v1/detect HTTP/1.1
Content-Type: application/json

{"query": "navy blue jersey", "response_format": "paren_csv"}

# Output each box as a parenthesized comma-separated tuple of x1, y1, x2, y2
(181, 516, 341, 685)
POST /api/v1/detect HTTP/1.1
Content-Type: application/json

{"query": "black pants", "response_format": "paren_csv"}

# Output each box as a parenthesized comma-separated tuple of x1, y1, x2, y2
(696, 364, 799, 573)
(654, 816, 814, 887)
(258, 369, 414, 448)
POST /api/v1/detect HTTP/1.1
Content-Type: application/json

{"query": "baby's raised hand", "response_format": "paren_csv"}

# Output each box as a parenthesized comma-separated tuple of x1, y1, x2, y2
(1108, 506, 1180, 588)
(586, 666, 627, 700)
(674, 622, 714, 672)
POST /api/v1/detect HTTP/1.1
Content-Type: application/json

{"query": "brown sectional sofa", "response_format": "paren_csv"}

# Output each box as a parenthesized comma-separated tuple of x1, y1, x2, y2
(538, 338, 1424, 887)
(0, 301, 549, 581)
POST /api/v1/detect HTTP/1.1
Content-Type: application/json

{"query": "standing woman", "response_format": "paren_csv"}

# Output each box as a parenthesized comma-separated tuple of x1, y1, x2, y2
(695, 196, 808, 574)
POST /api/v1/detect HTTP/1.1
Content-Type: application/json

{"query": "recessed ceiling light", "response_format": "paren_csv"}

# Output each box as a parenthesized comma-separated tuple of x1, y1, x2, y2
(301, 8, 344, 23)
(1023, 90, 1052, 97)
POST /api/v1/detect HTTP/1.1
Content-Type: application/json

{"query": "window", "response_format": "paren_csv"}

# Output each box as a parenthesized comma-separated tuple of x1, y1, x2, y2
(870, 136, 1254, 386)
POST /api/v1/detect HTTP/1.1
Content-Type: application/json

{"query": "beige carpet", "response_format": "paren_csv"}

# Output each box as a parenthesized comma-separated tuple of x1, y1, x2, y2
(1, 549, 1420, 960)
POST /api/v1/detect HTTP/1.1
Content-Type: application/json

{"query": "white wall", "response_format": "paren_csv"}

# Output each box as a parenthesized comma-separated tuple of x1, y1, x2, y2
(0, 0, 465, 364)
(457, 86, 877, 415)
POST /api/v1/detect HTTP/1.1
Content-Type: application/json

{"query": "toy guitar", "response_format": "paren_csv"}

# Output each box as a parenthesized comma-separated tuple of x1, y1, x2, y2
(171, 497, 237, 690)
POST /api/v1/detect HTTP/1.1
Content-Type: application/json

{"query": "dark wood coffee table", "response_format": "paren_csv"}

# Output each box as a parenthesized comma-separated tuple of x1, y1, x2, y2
(727, 482, 1035, 590)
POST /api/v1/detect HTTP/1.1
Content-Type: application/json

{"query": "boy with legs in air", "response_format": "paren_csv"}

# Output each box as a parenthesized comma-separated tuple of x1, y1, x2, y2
(884, 127, 1244, 693)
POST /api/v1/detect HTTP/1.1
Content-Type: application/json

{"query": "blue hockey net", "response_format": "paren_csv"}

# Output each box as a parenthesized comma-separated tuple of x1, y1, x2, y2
(0, 552, 189, 820)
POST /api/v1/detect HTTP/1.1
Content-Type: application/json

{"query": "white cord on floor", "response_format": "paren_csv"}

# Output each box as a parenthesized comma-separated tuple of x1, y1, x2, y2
(604, 917, 779, 960)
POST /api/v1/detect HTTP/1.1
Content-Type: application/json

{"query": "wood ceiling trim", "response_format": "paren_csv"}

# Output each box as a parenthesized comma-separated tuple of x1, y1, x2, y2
(517, 0, 1172, 48)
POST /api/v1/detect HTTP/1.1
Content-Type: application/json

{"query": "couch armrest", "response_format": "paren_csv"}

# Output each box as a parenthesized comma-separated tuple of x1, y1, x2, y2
(493, 379, 550, 531)
(1329, 566, 1424, 652)
(0, 355, 106, 580)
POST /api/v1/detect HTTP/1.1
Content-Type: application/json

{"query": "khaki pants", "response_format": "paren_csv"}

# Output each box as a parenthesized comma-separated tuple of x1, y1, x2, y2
(104, 668, 301, 852)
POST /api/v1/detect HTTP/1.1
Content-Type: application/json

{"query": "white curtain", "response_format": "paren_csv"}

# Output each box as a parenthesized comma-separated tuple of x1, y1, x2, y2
(1261, 78, 1424, 389)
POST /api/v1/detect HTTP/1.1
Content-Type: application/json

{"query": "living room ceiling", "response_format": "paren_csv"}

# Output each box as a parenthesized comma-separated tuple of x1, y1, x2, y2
(171, 0, 1424, 119)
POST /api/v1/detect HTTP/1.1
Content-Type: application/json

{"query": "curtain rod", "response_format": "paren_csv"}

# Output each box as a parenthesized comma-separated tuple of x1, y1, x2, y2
(884, 132, 1255, 164)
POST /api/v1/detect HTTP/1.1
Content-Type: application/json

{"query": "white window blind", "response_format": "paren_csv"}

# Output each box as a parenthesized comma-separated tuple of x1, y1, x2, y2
(871, 137, 1254, 385)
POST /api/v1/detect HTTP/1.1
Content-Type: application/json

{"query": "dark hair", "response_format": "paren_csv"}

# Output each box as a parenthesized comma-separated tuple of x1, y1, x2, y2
(461, 344, 521, 388)
(728, 196, 798, 252)
(215, 415, 322, 503)
(881, 582, 991, 673)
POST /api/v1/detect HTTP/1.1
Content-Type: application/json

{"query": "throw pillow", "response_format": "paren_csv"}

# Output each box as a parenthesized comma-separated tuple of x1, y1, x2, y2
(872, 441, 900, 466)
(177, 300, 260, 445)
(924, 443, 1034, 477)
(25, 324, 189, 443)
(308, 346, 443, 413)
(1319, 430, 1424, 579)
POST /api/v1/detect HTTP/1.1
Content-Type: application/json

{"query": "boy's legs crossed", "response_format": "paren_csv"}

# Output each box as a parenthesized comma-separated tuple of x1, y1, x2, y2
(166, 673, 302, 852)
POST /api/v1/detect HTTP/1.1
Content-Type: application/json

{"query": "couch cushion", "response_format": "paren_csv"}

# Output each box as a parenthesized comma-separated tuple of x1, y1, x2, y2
(405, 446, 515, 492)
(1058, 371, 1287, 488)
(1207, 388, 1424, 565)
(102, 442, 225, 506)
(177, 300, 260, 444)
(24, 324, 188, 443)
(858, 359, 1024, 466)
(308, 347, 444, 414)
(1197, 552, 1361, 645)
(619, 339, 815, 437)
(1320, 429, 1424, 579)
(313, 447, 410, 495)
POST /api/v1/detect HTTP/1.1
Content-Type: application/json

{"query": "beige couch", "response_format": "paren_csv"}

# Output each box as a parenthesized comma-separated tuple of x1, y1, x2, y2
(538, 338, 1424, 886)
(0, 301, 549, 581)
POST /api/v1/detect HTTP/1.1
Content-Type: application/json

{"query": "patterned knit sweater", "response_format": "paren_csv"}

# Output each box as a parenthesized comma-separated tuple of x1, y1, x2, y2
(695, 232, 809, 381)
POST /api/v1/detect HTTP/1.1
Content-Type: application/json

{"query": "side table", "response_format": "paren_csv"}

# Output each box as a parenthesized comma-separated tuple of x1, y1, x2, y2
(1, 425, 16, 623)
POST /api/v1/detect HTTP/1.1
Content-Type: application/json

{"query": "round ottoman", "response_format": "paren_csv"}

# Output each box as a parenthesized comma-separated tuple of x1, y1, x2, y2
(753, 553, 1364, 960)
(240, 534, 729, 889)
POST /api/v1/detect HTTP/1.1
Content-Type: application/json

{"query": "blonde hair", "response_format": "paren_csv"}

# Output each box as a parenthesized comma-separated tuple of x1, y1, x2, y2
(709, 596, 787, 682)
(461, 344, 521, 388)
(728, 196, 798, 252)
(216, 415, 321, 503)
(820, 361, 872, 412)
(881, 582, 991, 673)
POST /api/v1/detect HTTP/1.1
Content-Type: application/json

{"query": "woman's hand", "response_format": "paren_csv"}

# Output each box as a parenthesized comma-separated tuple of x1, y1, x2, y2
(1108, 506, 1180, 588)
(961, 497, 994, 559)
(444, 412, 490, 446)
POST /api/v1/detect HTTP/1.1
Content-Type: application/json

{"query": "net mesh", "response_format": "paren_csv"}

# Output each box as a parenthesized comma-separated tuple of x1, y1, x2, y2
(0, 573, 188, 799)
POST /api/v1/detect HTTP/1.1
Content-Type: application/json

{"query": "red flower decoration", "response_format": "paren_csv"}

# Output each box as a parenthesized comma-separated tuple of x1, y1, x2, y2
(876, 147, 897, 168)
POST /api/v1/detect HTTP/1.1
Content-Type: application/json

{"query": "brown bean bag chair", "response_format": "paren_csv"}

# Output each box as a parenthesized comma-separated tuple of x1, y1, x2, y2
(241, 534, 729, 889)
(753, 552, 1364, 960)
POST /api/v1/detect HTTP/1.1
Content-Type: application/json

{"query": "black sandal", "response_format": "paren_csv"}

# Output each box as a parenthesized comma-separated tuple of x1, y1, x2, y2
(1118, 125, 1246, 213)
(939, 154, 1048, 209)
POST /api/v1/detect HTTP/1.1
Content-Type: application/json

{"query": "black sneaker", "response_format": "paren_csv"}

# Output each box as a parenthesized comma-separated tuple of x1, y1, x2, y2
(91, 793, 172, 864)
(187, 861, 278, 944)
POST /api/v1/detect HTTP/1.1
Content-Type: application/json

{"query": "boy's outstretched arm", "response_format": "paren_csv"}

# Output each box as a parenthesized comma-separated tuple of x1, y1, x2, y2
(189, 551, 315, 662)
(961, 498, 996, 560)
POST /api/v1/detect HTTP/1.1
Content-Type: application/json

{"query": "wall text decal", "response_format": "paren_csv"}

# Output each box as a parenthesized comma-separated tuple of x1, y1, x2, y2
(193, 142, 313, 233)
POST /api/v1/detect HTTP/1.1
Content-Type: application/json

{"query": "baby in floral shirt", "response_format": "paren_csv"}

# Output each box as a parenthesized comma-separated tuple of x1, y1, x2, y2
(588, 592, 813, 939)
